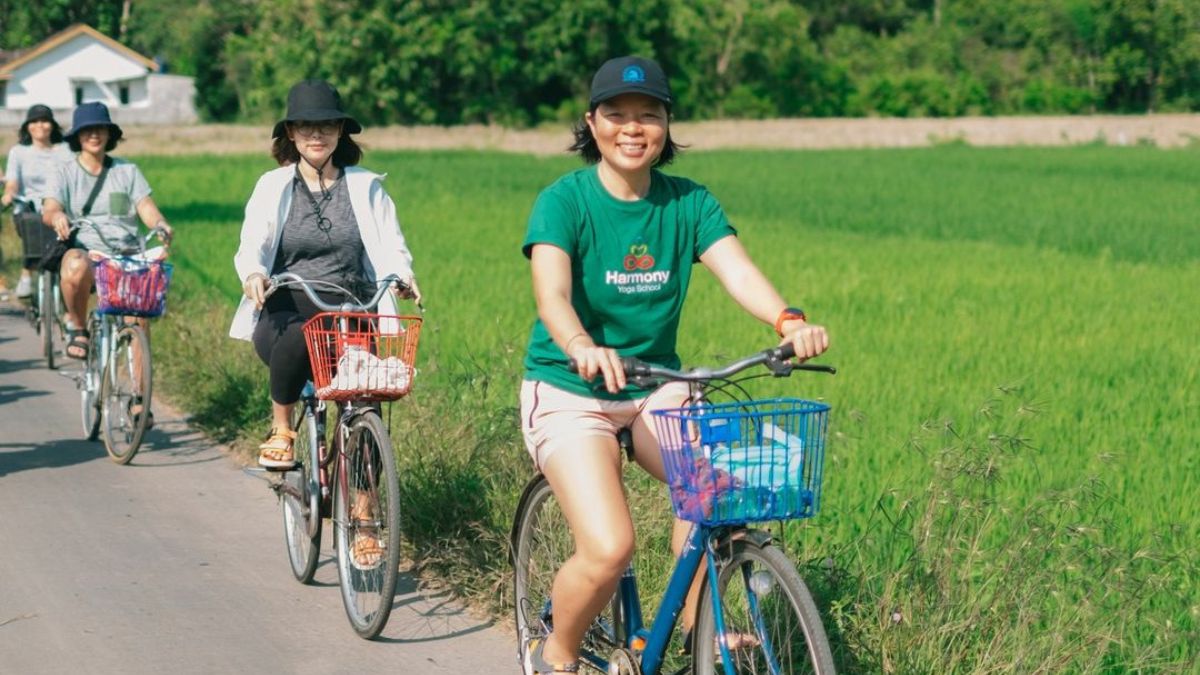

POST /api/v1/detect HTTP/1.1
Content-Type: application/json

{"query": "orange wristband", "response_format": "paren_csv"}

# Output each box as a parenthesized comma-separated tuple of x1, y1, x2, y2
(774, 307, 807, 337)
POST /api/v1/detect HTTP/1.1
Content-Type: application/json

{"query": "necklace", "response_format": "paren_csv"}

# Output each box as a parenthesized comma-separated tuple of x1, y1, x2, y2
(294, 162, 340, 233)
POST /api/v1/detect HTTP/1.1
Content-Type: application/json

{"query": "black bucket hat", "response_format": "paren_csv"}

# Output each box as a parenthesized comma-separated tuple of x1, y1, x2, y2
(589, 56, 672, 109)
(24, 104, 56, 124)
(272, 79, 362, 139)
(64, 101, 122, 141)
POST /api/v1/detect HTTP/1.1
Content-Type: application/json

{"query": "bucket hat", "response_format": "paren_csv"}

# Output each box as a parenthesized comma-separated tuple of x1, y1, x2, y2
(64, 101, 122, 142)
(589, 56, 672, 109)
(24, 104, 55, 124)
(272, 80, 362, 139)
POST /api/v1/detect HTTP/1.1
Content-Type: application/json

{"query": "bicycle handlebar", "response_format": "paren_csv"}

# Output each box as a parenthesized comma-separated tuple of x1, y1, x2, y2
(69, 217, 169, 255)
(266, 272, 408, 313)
(569, 342, 835, 389)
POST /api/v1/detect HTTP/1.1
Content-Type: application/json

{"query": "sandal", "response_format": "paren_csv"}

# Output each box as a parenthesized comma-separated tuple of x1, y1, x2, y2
(682, 627, 761, 659)
(130, 396, 155, 430)
(65, 328, 90, 360)
(349, 528, 385, 571)
(258, 427, 298, 469)
(522, 636, 579, 675)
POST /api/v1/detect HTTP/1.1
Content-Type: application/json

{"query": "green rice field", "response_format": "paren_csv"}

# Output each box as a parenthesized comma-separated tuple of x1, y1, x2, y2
(9, 144, 1196, 671)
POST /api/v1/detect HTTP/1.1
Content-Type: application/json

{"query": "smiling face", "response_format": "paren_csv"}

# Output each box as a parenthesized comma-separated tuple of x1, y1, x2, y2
(27, 119, 53, 145)
(78, 125, 110, 155)
(287, 120, 342, 168)
(586, 93, 668, 177)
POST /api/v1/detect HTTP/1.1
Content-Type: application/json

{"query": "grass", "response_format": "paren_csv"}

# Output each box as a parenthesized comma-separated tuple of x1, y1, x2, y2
(4, 144, 1196, 671)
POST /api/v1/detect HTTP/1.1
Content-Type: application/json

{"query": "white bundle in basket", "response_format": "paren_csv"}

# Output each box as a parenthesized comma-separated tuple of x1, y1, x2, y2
(708, 422, 805, 490)
(321, 346, 413, 395)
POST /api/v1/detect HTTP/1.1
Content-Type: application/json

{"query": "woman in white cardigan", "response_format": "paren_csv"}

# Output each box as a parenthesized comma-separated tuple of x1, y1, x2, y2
(231, 80, 420, 479)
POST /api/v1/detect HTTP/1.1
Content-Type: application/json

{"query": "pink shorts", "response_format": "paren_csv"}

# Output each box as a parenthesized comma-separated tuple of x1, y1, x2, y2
(519, 379, 691, 472)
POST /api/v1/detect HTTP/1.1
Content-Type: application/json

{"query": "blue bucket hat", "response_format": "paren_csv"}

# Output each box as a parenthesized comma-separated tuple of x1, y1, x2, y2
(64, 101, 123, 142)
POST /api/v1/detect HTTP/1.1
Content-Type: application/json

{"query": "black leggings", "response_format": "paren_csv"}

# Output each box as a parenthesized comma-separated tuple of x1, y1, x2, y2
(252, 288, 347, 405)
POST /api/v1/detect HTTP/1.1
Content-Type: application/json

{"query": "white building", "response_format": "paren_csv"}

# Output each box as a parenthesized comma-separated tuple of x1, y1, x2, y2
(0, 23, 197, 126)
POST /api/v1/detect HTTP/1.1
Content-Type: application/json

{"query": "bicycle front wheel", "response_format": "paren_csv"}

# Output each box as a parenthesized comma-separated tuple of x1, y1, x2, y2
(40, 273, 56, 370)
(101, 324, 151, 464)
(512, 475, 625, 659)
(333, 410, 400, 639)
(693, 538, 835, 675)
(282, 401, 322, 584)
(79, 314, 102, 440)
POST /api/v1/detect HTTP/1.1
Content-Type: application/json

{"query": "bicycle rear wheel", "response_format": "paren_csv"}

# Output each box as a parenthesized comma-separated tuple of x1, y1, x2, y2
(693, 538, 835, 674)
(333, 410, 400, 639)
(511, 476, 625, 660)
(101, 324, 151, 464)
(282, 400, 322, 584)
(40, 273, 56, 370)
(79, 313, 102, 441)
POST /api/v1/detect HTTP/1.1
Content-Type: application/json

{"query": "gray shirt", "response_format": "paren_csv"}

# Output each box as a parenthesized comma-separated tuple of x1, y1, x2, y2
(271, 171, 367, 295)
(46, 156, 152, 255)
(3, 143, 74, 211)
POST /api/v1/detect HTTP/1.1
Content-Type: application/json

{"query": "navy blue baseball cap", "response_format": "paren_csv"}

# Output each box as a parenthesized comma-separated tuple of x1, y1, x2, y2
(588, 56, 672, 109)
(65, 101, 122, 140)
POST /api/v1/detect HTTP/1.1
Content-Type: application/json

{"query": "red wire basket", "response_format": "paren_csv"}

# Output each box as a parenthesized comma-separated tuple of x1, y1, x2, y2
(92, 257, 173, 317)
(301, 312, 422, 402)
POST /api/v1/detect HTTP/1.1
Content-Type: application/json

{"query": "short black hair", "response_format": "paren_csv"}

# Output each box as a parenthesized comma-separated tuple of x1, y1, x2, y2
(569, 103, 682, 167)
(66, 125, 123, 152)
(19, 118, 65, 146)
(271, 126, 363, 167)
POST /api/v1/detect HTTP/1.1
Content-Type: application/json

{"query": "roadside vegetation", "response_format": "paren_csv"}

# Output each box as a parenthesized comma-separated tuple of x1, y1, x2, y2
(4, 144, 1195, 671)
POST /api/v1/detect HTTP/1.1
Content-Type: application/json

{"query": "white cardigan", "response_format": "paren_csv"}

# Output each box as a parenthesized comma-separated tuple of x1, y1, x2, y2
(228, 165, 415, 341)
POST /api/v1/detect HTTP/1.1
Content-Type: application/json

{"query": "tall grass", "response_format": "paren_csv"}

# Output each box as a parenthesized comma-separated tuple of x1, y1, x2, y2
(9, 144, 1193, 671)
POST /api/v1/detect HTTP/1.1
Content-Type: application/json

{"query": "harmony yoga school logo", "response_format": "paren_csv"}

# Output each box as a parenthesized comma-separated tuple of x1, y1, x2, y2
(606, 243, 670, 294)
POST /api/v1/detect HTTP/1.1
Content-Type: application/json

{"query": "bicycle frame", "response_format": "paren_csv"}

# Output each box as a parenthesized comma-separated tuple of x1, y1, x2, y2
(532, 347, 836, 675)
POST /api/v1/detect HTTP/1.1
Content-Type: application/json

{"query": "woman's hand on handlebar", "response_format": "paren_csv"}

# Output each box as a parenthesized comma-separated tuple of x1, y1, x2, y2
(49, 212, 72, 240)
(779, 321, 830, 362)
(243, 272, 268, 309)
(390, 276, 422, 305)
(153, 220, 174, 246)
(568, 338, 627, 394)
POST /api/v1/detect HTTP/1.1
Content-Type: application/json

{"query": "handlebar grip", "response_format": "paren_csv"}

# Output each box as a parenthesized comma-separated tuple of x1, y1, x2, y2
(776, 342, 796, 361)
(566, 357, 652, 377)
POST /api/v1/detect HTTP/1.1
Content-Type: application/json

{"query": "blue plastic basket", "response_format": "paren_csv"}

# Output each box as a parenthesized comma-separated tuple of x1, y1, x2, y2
(651, 398, 830, 526)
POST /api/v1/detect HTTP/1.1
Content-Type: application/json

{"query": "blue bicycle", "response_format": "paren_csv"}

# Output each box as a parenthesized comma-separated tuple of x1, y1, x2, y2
(512, 344, 837, 674)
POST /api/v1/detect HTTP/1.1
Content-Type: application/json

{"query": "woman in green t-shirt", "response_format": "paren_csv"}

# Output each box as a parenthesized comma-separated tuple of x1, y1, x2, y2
(518, 56, 830, 674)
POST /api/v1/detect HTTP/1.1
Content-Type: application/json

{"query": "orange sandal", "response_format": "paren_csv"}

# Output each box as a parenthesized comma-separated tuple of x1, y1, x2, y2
(258, 427, 297, 469)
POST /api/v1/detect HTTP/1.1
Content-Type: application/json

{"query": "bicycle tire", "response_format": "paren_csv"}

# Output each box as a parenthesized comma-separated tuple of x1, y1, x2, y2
(282, 401, 322, 584)
(101, 324, 151, 464)
(692, 538, 835, 675)
(79, 314, 102, 441)
(511, 475, 625, 661)
(40, 273, 55, 370)
(333, 410, 400, 639)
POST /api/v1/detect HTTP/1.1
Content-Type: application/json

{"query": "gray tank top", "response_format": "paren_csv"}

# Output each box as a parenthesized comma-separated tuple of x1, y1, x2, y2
(271, 169, 368, 296)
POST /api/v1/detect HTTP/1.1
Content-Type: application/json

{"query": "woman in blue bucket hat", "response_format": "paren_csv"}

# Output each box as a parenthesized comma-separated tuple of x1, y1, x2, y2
(42, 102, 173, 426)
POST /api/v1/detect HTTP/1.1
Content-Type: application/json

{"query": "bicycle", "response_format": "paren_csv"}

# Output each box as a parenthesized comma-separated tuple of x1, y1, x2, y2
(8, 197, 66, 370)
(259, 273, 422, 639)
(74, 220, 172, 464)
(512, 344, 838, 674)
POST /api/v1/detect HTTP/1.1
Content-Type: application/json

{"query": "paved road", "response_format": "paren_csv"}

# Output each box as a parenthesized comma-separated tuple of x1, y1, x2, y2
(0, 304, 514, 674)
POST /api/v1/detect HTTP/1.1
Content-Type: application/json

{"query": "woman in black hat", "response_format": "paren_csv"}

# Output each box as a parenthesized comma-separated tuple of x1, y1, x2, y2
(42, 102, 173, 378)
(516, 56, 830, 674)
(2, 104, 73, 299)
(229, 80, 420, 519)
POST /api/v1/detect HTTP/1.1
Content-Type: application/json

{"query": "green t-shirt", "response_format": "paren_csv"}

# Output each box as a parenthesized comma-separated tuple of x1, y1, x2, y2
(522, 166, 736, 399)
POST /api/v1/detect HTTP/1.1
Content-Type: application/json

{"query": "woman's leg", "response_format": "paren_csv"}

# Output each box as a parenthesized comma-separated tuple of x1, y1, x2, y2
(60, 249, 93, 329)
(629, 383, 707, 635)
(539, 437, 634, 665)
